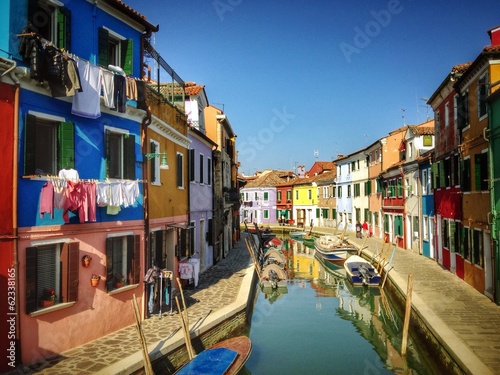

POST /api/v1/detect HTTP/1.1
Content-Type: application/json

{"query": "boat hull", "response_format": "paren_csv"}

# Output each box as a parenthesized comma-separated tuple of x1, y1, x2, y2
(175, 336, 252, 375)
(344, 255, 381, 287)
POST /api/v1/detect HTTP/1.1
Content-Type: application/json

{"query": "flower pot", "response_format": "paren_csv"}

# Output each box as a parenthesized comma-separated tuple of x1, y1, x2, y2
(41, 300, 54, 308)
(91, 278, 100, 287)
(82, 259, 90, 267)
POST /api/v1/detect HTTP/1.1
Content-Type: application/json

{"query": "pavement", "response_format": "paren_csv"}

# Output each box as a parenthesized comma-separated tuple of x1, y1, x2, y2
(10, 227, 500, 375)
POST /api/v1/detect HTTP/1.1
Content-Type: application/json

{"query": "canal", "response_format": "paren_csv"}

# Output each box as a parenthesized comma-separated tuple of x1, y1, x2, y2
(241, 239, 443, 375)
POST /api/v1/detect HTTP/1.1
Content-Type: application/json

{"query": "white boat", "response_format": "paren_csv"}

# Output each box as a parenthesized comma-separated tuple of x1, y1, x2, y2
(314, 235, 357, 263)
(344, 255, 381, 287)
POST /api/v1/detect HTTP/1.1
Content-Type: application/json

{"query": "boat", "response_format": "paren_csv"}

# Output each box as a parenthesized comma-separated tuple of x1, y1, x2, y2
(302, 235, 317, 248)
(344, 255, 381, 287)
(175, 336, 252, 375)
(289, 229, 307, 239)
(314, 235, 357, 262)
(260, 263, 288, 290)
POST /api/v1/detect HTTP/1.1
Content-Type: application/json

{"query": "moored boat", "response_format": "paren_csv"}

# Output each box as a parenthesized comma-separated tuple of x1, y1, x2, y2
(344, 255, 381, 287)
(260, 263, 288, 290)
(175, 336, 252, 375)
(314, 235, 357, 262)
(289, 230, 306, 239)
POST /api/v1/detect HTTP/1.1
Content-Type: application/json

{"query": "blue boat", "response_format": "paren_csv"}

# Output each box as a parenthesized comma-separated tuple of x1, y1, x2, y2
(175, 336, 252, 375)
(344, 255, 381, 287)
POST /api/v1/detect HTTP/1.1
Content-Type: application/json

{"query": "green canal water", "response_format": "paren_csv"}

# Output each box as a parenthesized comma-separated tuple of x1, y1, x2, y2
(241, 240, 443, 375)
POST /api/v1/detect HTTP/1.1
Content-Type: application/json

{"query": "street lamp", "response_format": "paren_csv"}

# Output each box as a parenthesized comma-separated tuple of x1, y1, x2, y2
(144, 152, 169, 170)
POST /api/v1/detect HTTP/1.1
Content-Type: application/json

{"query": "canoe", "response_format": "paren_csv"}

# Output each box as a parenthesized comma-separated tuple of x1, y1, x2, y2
(344, 255, 381, 287)
(175, 336, 252, 375)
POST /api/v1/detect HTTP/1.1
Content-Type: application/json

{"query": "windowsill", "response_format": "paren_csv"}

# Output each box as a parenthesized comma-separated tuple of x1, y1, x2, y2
(30, 301, 76, 317)
(108, 283, 138, 295)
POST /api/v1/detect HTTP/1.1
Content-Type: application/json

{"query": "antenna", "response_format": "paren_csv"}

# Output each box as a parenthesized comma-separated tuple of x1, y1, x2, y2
(212, 102, 225, 112)
(314, 149, 319, 159)
(420, 98, 430, 121)
(401, 108, 406, 125)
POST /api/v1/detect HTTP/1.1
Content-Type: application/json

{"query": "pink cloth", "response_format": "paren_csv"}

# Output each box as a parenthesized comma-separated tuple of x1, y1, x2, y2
(63, 181, 86, 223)
(39, 181, 54, 219)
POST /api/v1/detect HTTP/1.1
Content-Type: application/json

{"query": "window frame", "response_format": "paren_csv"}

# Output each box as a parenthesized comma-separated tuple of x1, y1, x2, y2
(105, 234, 140, 292)
(105, 126, 135, 180)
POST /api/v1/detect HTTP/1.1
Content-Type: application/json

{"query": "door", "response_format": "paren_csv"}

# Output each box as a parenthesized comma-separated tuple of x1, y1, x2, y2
(484, 232, 493, 299)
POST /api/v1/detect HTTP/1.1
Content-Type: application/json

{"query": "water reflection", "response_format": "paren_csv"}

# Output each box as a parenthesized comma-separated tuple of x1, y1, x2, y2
(244, 239, 440, 375)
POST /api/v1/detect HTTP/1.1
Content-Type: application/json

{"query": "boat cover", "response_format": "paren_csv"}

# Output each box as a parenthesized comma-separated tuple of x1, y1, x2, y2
(176, 347, 238, 375)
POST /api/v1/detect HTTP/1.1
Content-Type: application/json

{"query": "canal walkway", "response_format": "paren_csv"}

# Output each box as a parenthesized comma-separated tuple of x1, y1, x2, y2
(12, 227, 500, 375)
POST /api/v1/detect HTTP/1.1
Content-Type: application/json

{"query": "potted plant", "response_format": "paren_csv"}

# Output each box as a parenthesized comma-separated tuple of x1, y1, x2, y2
(82, 255, 92, 267)
(40, 288, 56, 308)
(115, 275, 126, 288)
(91, 274, 101, 287)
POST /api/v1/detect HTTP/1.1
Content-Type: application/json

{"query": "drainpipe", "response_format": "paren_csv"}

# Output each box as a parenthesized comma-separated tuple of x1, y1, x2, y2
(1, 57, 27, 363)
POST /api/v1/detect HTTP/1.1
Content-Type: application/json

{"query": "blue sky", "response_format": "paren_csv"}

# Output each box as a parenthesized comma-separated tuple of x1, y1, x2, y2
(124, 0, 500, 175)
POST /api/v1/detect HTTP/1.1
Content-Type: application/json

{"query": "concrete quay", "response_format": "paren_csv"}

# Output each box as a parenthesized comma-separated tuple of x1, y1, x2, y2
(10, 227, 500, 375)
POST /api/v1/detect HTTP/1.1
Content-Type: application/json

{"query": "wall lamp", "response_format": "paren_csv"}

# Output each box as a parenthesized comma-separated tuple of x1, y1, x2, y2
(144, 152, 169, 170)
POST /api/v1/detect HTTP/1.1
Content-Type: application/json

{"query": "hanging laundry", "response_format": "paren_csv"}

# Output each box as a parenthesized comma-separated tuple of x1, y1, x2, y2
(136, 80, 148, 110)
(58, 168, 79, 182)
(63, 181, 86, 223)
(83, 182, 97, 222)
(72, 60, 102, 119)
(114, 74, 127, 113)
(126, 77, 138, 101)
(39, 181, 54, 219)
(101, 69, 115, 108)
(122, 180, 139, 208)
(52, 178, 67, 209)
(96, 182, 110, 206)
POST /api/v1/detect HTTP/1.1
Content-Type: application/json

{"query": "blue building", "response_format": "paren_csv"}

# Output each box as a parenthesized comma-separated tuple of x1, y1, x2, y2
(419, 150, 435, 258)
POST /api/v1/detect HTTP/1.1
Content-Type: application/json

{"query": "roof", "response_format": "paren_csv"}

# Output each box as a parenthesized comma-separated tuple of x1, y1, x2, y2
(244, 170, 294, 188)
(185, 82, 206, 96)
(407, 120, 435, 136)
(107, 0, 159, 31)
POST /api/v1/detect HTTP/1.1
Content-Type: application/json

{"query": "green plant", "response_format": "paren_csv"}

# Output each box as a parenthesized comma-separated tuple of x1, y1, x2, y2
(91, 274, 101, 280)
(82, 255, 92, 262)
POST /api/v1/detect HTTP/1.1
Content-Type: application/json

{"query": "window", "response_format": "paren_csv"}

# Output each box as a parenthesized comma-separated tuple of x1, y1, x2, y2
(98, 27, 133, 75)
(24, 113, 74, 176)
(355, 208, 360, 221)
(295, 190, 299, 200)
(264, 192, 269, 201)
(474, 152, 488, 191)
(106, 235, 140, 292)
(462, 227, 470, 260)
(442, 219, 449, 249)
(337, 186, 342, 198)
(176, 227, 193, 258)
(199, 154, 204, 183)
(263, 210, 269, 219)
(472, 229, 483, 267)
(176, 152, 184, 188)
(445, 102, 450, 127)
(188, 149, 195, 182)
(413, 216, 419, 240)
(462, 158, 471, 192)
(353, 183, 360, 197)
(207, 158, 212, 185)
(394, 215, 403, 237)
(443, 158, 451, 188)
(422, 170, 428, 195)
(25, 241, 79, 314)
(478, 73, 488, 119)
(457, 91, 469, 130)
(254, 192, 258, 201)
(423, 216, 429, 241)
(27, 0, 71, 50)
(277, 191, 282, 202)
(106, 127, 135, 180)
(150, 230, 167, 269)
(323, 186, 328, 198)
(397, 178, 403, 197)
(308, 190, 312, 200)
(150, 140, 160, 185)
(452, 155, 459, 187)
(423, 135, 433, 147)
(287, 190, 292, 201)
(347, 185, 351, 197)
(374, 212, 379, 227)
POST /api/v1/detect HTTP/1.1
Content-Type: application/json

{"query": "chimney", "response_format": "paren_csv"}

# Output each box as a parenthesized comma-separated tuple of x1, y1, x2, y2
(488, 26, 500, 46)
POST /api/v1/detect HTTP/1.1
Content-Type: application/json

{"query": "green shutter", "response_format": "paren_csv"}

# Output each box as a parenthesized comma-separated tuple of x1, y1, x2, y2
(58, 121, 74, 170)
(316, 208, 320, 218)
(25, 246, 38, 314)
(24, 114, 37, 175)
(130, 235, 140, 284)
(57, 7, 71, 51)
(439, 161, 445, 188)
(121, 39, 133, 75)
(124, 134, 136, 180)
(98, 27, 109, 67)
(150, 141, 157, 183)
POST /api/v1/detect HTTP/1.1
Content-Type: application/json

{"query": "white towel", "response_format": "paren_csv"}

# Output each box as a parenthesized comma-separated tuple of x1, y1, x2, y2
(72, 60, 102, 119)
(101, 69, 115, 108)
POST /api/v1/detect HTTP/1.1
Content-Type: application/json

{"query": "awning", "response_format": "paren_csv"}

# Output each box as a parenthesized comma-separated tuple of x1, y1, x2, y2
(166, 223, 194, 230)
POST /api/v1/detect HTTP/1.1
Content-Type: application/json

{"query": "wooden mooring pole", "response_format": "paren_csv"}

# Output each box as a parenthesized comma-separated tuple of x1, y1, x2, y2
(401, 273, 414, 357)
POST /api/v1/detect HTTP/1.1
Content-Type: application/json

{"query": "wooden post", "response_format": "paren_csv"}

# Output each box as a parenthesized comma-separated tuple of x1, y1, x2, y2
(176, 296, 194, 360)
(401, 273, 414, 357)
(381, 266, 394, 289)
(245, 238, 262, 283)
(358, 235, 368, 256)
(131, 294, 154, 375)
